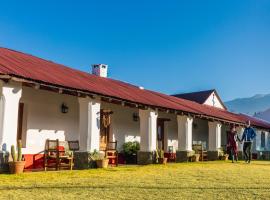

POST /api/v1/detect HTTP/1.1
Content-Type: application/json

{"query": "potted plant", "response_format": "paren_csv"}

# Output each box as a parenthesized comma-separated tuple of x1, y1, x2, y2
(156, 149, 168, 164)
(9, 140, 25, 174)
(95, 154, 109, 168)
(191, 153, 200, 162)
(122, 141, 140, 164)
(221, 154, 229, 161)
(89, 150, 99, 168)
(218, 148, 229, 161)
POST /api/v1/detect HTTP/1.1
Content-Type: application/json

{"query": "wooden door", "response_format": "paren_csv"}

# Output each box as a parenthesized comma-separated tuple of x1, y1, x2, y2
(100, 110, 113, 151)
(17, 103, 24, 141)
(157, 119, 165, 150)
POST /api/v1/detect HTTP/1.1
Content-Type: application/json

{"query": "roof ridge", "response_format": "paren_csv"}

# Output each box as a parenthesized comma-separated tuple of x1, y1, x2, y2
(0, 47, 143, 89)
(172, 89, 216, 96)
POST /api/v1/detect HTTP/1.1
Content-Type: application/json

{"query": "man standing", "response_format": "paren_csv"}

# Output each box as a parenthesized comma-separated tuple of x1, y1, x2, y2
(241, 121, 256, 164)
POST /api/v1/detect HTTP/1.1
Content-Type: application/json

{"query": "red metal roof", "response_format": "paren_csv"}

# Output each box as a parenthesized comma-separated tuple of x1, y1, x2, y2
(0, 47, 269, 129)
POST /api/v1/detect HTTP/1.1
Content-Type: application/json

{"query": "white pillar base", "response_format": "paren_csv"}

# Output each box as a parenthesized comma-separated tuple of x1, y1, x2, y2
(208, 121, 222, 151)
(139, 109, 158, 152)
(177, 115, 193, 152)
(78, 97, 101, 152)
(0, 81, 22, 152)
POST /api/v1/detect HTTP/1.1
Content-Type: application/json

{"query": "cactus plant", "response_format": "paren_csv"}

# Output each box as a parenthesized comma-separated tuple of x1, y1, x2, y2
(10, 140, 23, 162)
(17, 140, 23, 161)
(11, 145, 17, 162)
(9, 140, 25, 174)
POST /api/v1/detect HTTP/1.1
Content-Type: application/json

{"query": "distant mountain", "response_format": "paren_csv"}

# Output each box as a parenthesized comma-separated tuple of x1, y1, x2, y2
(254, 108, 270, 122)
(225, 94, 270, 116)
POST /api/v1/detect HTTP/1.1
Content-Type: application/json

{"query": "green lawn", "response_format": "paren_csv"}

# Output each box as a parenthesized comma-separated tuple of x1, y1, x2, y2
(1, 161, 270, 200)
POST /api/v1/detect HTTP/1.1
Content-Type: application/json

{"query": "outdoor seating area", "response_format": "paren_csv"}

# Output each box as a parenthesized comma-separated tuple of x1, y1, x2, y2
(44, 139, 79, 171)
(192, 144, 208, 162)
(42, 139, 119, 171)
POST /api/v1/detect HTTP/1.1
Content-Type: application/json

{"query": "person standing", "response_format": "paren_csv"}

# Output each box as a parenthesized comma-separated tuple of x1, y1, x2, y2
(241, 121, 256, 164)
(227, 125, 240, 163)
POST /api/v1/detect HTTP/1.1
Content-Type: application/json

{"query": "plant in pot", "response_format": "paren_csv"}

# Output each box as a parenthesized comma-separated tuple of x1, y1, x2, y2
(191, 153, 200, 162)
(218, 148, 229, 161)
(9, 140, 25, 174)
(156, 149, 168, 164)
(96, 154, 109, 168)
(122, 141, 140, 164)
(89, 150, 99, 168)
(221, 153, 229, 161)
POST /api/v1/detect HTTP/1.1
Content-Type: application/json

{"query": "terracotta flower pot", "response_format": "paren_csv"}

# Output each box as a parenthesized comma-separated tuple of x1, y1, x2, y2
(96, 159, 109, 168)
(223, 154, 229, 161)
(193, 154, 200, 162)
(158, 158, 168, 165)
(9, 161, 25, 174)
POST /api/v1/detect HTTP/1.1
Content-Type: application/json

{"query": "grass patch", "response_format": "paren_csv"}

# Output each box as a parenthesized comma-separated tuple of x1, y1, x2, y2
(0, 161, 270, 199)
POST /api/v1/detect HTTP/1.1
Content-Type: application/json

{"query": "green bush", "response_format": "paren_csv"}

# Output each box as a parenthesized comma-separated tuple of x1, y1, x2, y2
(122, 141, 140, 156)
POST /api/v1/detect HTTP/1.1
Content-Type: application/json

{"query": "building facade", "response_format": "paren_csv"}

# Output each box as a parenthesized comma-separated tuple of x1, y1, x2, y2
(0, 47, 269, 170)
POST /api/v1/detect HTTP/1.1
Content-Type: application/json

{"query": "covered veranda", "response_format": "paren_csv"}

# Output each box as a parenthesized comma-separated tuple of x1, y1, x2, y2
(0, 80, 251, 170)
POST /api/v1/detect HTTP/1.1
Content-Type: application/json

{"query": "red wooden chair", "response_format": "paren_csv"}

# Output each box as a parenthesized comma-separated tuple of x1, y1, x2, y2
(44, 139, 74, 171)
(105, 141, 118, 166)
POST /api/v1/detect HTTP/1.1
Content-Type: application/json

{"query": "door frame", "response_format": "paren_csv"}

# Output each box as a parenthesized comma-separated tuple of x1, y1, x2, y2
(17, 102, 24, 142)
(157, 118, 170, 151)
(100, 109, 113, 151)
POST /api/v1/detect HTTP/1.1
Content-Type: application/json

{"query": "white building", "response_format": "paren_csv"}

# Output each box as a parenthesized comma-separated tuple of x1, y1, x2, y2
(0, 47, 269, 170)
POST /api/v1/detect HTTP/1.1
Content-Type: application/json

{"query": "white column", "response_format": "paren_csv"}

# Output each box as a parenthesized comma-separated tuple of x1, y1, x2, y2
(78, 97, 101, 152)
(177, 115, 193, 151)
(267, 131, 270, 151)
(254, 129, 260, 152)
(236, 126, 244, 151)
(208, 121, 222, 151)
(139, 109, 158, 152)
(0, 81, 22, 152)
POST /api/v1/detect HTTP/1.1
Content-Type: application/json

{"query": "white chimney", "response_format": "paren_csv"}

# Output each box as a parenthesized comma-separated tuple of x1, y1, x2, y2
(91, 64, 108, 78)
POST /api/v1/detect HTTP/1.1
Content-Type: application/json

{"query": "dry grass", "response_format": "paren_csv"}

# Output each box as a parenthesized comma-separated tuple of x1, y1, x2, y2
(0, 161, 270, 200)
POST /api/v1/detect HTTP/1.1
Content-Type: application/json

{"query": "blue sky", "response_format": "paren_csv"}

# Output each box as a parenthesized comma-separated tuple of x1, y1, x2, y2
(0, 0, 270, 101)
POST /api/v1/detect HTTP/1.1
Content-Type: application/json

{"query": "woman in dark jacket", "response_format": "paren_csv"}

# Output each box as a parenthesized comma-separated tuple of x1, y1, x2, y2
(227, 125, 240, 163)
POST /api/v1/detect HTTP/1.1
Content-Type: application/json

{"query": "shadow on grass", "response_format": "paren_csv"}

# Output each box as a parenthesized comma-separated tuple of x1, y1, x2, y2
(1, 185, 270, 191)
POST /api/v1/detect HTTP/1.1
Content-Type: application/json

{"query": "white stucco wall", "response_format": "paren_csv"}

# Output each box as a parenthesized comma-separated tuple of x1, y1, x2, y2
(11, 86, 269, 155)
(221, 125, 230, 147)
(101, 102, 140, 150)
(157, 112, 178, 152)
(204, 92, 225, 110)
(19, 88, 179, 153)
(192, 118, 208, 149)
(21, 87, 79, 154)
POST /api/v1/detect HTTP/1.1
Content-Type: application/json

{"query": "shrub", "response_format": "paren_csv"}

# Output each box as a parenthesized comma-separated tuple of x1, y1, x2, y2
(123, 141, 140, 156)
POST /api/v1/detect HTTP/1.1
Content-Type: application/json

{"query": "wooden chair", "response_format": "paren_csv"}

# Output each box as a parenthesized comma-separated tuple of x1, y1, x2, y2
(167, 146, 176, 162)
(44, 139, 74, 171)
(58, 141, 74, 170)
(105, 141, 118, 166)
(44, 139, 59, 171)
(192, 144, 208, 161)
